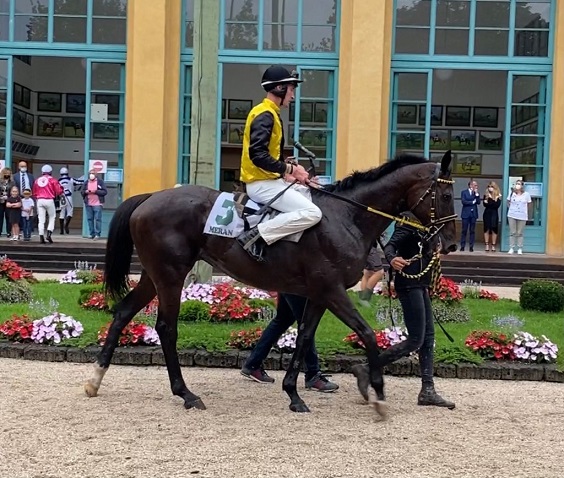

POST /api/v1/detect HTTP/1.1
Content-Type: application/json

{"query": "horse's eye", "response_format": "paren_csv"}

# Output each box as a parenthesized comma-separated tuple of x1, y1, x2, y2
(442, 194, 451, 200)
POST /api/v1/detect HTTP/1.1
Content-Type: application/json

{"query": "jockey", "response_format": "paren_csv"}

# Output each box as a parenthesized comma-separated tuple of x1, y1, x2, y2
(58, 167, 80, 234)
(236, 65, 323, 261)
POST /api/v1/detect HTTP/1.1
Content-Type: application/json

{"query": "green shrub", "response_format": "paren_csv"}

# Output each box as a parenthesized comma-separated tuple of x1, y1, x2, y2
(0, 278, 32, 303)
(376, 298, 470, 325)
(178, 300, 211, 322)
(248, 298, 276, 321)
(434, 345, 483, 365)
(520, 279, 564, 313)
(78, 284, 104, 305)
(432, 301, 471, 323)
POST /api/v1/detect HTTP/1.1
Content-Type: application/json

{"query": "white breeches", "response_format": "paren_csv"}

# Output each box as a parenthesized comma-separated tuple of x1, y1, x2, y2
(246, 178, 322, 245)
(37, 198, 56, 235)
(59, 196, 74, 219)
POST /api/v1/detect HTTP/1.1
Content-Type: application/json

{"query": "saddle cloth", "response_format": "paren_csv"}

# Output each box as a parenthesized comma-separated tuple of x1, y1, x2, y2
(203, 191, 303, 242)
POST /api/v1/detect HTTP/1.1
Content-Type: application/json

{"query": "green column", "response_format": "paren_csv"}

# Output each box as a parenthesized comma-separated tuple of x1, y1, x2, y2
(189, 0, 220, 283)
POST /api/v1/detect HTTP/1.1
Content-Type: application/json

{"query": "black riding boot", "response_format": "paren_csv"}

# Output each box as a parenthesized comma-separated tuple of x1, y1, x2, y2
(64, 216, 71, 234)
(39, 235, 46, 244)
(417, 383, 455, 409)
(59, 219, 65, 234)
(46, 230, 53, 244)
(236, 227, 266, 262)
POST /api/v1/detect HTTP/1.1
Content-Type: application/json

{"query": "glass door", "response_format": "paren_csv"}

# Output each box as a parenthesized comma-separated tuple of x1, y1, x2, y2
(291, 67, 337, 181)
(84, 59, 126, 238)
(0, 57, 12, 168)
(390, 69, 433, 159)
(503, 73, 549, 253)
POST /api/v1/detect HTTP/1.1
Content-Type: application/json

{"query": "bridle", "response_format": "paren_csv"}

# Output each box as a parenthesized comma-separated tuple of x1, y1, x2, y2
(408, 162, 457, 242)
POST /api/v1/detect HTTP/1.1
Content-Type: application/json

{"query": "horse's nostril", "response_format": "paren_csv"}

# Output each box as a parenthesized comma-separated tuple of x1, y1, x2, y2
(447, 244, 457, 252)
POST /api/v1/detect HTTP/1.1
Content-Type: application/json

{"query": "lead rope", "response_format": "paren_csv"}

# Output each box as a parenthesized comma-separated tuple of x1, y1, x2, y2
(428, 255, 454, 343)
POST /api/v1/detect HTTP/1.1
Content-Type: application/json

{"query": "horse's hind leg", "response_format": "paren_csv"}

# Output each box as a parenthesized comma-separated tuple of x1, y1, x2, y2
(282, 301, 326, 413)
(84, 271, 156, 398)
(154, 282, 206, 410)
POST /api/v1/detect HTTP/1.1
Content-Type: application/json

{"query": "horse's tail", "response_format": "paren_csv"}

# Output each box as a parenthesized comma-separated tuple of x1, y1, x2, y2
(104, 193, 153, 301)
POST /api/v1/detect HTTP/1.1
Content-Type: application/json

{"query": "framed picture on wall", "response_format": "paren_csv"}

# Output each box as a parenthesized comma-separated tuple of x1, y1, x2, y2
(37, 92, 62, 112)
(450, 130, 476, 151)
(22, 86, 31, 109)
(397, 104, 417, 125)
(395, 131, 423, 150)
(418, 105, 443, 126)
(66, 93, 86, 114)
(429, 129, 449, 150)
(64, 117, 85, 138)
(228, 122, 245, 144)
(37, 115, 64, 137)
(13, 84, 23, 106)
(12, 108, 26, 133)
(445, 106, 471, 127)
(453, 153, 482, 176)
(92, 122, 120, 140)
(228, 99, 252, 120)
(24, 113, 34, 135)
(478, 130, 503, 151)
(473, 107, 498, 128)
(221, 121, 228, 143)
(94, 94, 120, 116)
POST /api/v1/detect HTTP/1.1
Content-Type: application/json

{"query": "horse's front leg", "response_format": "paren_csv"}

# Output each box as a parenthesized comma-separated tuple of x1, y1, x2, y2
(155, 283, 206, 410)
(282, 301, 326, 413)
(325, 288, 387, 417)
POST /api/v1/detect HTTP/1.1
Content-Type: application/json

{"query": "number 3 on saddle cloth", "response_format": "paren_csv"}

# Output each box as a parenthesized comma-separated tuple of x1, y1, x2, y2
(203, 191, 304, 243)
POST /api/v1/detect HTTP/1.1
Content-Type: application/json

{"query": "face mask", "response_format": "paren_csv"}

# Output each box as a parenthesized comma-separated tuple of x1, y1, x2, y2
(89, 174, 96, 180)
(488, 187, 494, 192)
(3, 175, 9, 179)
(19, 167, 26, 173)
(515, 184, 522, 190)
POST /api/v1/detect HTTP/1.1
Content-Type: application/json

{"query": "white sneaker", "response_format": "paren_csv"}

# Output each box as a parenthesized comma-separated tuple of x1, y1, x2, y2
(517, 248, 523, 255)
(508, 248, 514, 254)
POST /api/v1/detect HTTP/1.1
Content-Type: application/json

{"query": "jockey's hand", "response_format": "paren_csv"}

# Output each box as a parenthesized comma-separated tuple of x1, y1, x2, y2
(308, 176, 321, 189)
(291, 164, 310, 185)
(390, 256, 409, 271)
(285, 156, 298, 166)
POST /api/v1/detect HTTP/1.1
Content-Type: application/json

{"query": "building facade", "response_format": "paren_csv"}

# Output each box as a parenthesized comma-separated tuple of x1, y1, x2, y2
(1, 0, 563, 255)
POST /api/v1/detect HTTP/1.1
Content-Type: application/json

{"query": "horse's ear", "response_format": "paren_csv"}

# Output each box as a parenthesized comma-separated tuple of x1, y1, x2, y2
(440, 150, 452, 175)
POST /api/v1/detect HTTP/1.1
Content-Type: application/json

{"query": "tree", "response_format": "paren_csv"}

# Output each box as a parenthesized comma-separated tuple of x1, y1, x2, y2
(224, 0, 258, 49)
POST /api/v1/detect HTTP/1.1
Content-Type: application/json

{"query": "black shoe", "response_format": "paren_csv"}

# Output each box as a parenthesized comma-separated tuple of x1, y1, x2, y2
(59, 219, 65, 234)
(241, 367, 275, 383)
(460, 246, 465, 252)
(469, 246, 474, 252)
(417, 384, 455, 409)
(46, 231, 53, 244)
(305, 372, 339, 393)
(39, 235, 46, 244)
(64, 217, 71, 234)
(237, 227, 266, 262)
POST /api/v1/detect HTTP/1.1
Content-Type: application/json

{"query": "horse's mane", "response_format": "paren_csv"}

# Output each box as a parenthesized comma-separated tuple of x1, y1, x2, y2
(321, 153, 428, 193)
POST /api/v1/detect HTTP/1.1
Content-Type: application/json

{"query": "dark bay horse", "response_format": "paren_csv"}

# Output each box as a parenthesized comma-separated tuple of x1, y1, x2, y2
(85, 151, 457, 415)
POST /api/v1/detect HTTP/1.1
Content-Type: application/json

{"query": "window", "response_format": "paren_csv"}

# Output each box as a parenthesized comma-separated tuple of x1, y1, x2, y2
(393, 0, 553, 58)
(5, 0, 127, 45)
(184, 0, 194, 49)
(222, 0, 338, 53)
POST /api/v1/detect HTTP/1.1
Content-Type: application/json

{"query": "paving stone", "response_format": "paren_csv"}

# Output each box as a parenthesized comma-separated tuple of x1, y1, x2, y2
(263, 351, 282, 371)
(23, 344, 66, 362)
(434, 363, 457, 378)
(66, 346, 101, 364)
(178, 348, 196, 367)
(384, 357, 413, 376)
(499, 362, 545, 381)
(111, 347, 154, 365)
(0, 342, 28, 359)
(194, 350, 239, 368)
(456, 363, 503, 380)
(544, 365, 564, 383)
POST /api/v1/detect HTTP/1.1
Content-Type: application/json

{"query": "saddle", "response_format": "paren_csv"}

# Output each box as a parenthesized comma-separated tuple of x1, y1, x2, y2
(232, 191, 274, 227)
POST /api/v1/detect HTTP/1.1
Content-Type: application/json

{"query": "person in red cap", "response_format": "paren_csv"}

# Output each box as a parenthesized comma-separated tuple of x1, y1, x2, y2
(32, 164, 63, 244)
(236, 65, 322, 261)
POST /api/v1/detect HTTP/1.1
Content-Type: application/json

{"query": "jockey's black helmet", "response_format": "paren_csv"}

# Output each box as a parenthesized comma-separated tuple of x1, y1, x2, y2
(261, 65, 303, 97)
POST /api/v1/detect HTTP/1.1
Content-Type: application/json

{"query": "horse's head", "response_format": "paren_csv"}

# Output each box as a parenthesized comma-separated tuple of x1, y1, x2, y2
(408, 150, 457, 254)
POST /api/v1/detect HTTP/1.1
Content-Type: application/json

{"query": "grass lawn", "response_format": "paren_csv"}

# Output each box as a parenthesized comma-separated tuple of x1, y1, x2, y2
(1, 281, 562, 366)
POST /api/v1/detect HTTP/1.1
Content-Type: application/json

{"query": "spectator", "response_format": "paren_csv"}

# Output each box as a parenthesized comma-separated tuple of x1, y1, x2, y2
(459, 179, 480, 252)
(0, 167, 15, 237)
(80, 169, 107, 240)
(32, 164, 63, 244)
(482, 181, 502, 252)
(5, 186, 21, 241)
(21, 188, 34, 242)
(358, 241, 385, 302)
(507, 179, 532, 255)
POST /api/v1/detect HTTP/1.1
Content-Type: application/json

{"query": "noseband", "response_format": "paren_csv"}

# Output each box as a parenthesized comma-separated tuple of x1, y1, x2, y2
(409, 163, 457, 242)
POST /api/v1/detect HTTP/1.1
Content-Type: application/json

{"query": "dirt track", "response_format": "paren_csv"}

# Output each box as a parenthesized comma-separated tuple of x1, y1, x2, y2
(1, 359, 563, 478)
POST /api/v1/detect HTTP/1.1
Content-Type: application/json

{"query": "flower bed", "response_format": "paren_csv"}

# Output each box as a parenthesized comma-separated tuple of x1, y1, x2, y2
(98, 320, 160, 346)
(344, 327, 408, 350)
(0, 312, 83, 345)
(60, 262, 103, 285)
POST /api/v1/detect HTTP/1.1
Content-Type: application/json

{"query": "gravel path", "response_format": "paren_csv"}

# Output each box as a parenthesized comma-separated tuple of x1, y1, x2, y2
(1, 359, 563, 478)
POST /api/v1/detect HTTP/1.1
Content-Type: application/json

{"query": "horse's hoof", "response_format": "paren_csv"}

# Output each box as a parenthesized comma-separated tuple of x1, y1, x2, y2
(185, 398, 207, 410)
(84, 381, 99, 398)
(367, 388, 388, 419)
(289, 402, 310, 413)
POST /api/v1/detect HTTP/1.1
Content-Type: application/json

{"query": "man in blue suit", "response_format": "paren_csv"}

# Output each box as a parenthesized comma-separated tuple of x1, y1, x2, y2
(13, 160, 35, 195)
(460, 179, 480, 252)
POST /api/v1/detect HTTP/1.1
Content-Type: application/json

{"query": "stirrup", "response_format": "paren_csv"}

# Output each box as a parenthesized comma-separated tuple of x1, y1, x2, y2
(237, 227, 262, 251)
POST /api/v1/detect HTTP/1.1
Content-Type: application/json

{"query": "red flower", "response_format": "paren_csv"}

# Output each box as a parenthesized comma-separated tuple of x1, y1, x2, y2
(227, 327, 263, 350)
(465, 330, 516, 361)
(0, 258, 35, 282)
(0, 314, 34, 342)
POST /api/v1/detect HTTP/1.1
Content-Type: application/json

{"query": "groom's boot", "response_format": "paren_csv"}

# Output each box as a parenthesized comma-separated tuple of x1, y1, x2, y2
(59, 219, 65, 234)
(417, 383, 455, 409)
(46, 230, 53, 244)
(64, 216, 71, 234)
